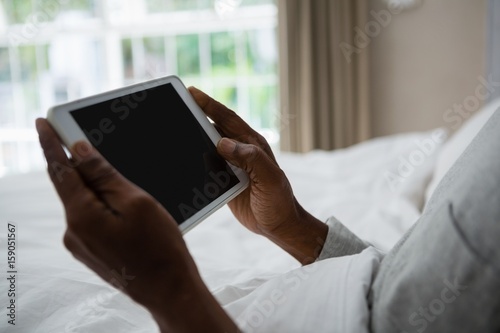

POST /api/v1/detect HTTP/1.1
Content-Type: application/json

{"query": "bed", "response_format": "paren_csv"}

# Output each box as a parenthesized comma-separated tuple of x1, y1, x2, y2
(0, 99, 497, 332)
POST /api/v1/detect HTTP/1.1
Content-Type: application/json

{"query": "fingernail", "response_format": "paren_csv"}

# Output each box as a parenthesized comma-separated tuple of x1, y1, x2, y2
(218, 138, 236, 154)
(73, 141, 93, 159)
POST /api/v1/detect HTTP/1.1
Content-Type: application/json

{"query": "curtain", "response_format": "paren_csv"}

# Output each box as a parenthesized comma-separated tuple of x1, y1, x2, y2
(487, 0, 500, 102)
(278, 0, 371, 152)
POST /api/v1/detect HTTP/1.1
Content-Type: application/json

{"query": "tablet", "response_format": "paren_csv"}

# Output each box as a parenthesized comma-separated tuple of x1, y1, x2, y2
(47, 75, 249, 233)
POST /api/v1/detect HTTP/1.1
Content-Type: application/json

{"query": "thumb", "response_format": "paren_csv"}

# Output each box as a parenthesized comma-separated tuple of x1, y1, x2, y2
(71, 141, 132, 200)
(217, 138, 280, 184)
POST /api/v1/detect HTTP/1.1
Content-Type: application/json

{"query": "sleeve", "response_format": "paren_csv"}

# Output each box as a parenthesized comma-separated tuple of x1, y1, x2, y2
(316, 216, 370, 261)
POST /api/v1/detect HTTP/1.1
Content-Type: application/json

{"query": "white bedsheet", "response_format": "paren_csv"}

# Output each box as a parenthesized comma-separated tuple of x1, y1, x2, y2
(218, 247, 383, 333)
(0, 129, 444, 332)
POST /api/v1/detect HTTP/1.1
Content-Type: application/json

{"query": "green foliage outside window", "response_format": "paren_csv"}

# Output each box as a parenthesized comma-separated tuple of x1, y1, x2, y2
(210, 32, 237, 76)
(249, 84, 276, 128)
(0, 48, 11, 81)
(2, 0, 32, 24)
(1, 0, 96, 24)
(18, 45, 37, 81)
(122, 38, 134, 79)
(0, 0, 277, 176)
(176, 35, 201, 77)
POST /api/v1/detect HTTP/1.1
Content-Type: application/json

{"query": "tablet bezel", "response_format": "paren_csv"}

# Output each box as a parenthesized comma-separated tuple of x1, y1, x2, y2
(47, 75, 249, 234)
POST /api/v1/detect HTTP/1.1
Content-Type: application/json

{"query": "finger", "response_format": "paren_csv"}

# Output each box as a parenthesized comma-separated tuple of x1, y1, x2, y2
(69, 141, 137, 210)
(245, 133, 278, 165)
(188, 86, 254, 139)
(213, 123, 226, 137)
(36, 118, 93, 207)
(217, 138, 281, 185)
(188, 86, 277, 163)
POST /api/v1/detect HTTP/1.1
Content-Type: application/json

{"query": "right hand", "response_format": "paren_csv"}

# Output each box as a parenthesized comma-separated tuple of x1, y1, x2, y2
(188, 87, 324, 254)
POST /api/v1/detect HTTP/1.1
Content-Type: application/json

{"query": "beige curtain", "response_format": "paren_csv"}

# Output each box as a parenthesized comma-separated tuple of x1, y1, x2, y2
(278, 0, 371, 152)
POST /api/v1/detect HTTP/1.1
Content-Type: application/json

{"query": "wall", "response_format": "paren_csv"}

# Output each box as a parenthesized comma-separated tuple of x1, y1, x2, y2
(368, 0, 486, 137)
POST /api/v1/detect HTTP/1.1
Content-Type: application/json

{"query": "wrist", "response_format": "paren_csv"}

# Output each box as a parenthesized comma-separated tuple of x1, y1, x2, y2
(148, 274, 240, 333)
(262, 201, 328, 264)
(129, 260, 239, 333)
(134, 260, 202, 312)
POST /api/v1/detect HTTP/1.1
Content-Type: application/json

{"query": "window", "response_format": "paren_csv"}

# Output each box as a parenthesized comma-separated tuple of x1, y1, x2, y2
(0, 0, 278, 177)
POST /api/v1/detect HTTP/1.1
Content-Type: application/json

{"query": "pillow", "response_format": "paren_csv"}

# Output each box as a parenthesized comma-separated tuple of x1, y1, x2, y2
(394, 128, 448, 211)
(424, 97, 500, 204)
(381, 128, 448, 211)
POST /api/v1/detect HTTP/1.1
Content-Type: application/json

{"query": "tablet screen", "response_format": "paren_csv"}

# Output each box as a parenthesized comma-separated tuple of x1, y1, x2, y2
(70, 83, 240, 224)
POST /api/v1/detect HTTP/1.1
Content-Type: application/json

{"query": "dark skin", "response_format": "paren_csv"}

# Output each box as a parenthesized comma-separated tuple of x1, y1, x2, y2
(36, 87, 328, 332)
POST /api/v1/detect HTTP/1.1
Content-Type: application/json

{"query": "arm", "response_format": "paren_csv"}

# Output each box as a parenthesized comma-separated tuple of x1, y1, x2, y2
(36, 119, 240, 333)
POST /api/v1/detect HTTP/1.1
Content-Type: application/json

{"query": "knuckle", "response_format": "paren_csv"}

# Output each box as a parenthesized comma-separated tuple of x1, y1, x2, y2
(255, 133, 269, 147)
(254, 132, 265, 143)
(86, 164, 119, 188)
(65, 220, 87, 238)
(204, 97, 217, 110)
(80, 153, 102, 170)
(246, 133, 269, 150)
(241, 144, 262, 165)
(127, 192, 157, 212)
(278, 169, 292, 189)
(63, 231, 77, 252)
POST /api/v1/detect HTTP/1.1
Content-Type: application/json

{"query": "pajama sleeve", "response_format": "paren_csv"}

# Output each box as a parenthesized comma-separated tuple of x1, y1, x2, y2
(317, 216, 370, 261)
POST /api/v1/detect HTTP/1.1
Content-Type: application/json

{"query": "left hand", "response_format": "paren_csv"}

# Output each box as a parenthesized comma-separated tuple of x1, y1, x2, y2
(36, 118, 239, 332)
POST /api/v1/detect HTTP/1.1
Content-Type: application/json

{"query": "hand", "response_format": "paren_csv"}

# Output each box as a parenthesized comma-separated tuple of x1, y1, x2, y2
(189, 87, 328, 263)
(36, 118, 239, 333)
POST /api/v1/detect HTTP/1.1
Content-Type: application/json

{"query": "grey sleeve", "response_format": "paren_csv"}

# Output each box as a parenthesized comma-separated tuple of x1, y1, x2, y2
(316, 216, 370, 261)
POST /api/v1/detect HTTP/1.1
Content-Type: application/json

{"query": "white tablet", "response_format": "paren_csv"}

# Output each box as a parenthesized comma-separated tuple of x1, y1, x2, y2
(47, 75, 249, 234)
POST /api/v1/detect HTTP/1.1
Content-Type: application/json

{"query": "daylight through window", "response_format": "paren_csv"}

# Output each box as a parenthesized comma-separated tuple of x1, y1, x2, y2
(0, 0, 278, 177)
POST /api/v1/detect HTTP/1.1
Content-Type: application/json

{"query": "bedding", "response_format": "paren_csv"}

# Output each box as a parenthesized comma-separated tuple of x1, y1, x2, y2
(424, 97, 500, 204)
(0, 127, 448, 332)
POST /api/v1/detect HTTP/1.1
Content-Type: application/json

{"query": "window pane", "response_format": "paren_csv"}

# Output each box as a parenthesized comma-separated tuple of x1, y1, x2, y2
(176, 34, 200, 76)
(246, 29, 277, 74)
(197, 0, 211, 10)
(210, 32, 236, 76)
(0, 48, 11, 82)
(0, 85, 15, 126)
(59, 0, 97, 17)
(145, 0, 169, 13)
(249, 84, 277, 129)
(213, 86, 237, 111)
(38, 44, 50, 72)
(146, 0, 209, 12)
(122, 38, 134, 79)
(18, 45, 37, 81)
(0, 0, 278, 177)
(241, 0, 275, 6)
(30, 0, 97, 23)
(170, 0, 199, 11)
(4, 0, 33, 24)
(22, 81, 40, 113)
(0, 142, 17, 175)
(144, 36, 166, 76)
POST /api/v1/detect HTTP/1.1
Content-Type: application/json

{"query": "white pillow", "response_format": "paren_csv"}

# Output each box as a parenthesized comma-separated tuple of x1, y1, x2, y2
(424, 98, 500, 204)
(394, 128, 448, 210)
(380, 128, 448, 211)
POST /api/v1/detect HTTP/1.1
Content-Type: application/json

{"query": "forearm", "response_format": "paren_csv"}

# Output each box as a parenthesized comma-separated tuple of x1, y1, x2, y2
(147, 275, 240, 333)
(263, 203, 328, 265)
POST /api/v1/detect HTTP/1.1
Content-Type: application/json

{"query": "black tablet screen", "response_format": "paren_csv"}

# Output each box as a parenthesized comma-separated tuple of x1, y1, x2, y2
(70, 83, 240, 224)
